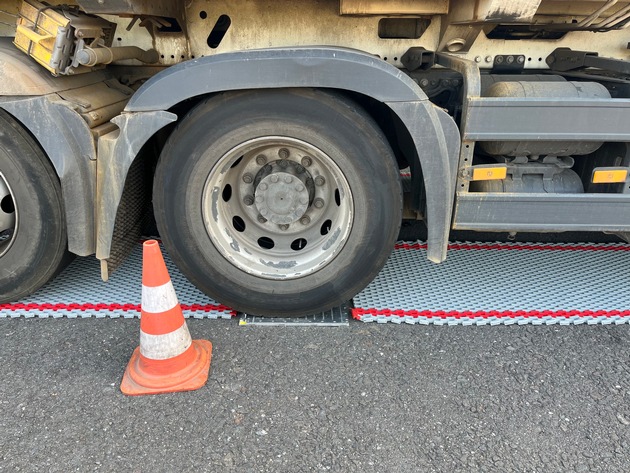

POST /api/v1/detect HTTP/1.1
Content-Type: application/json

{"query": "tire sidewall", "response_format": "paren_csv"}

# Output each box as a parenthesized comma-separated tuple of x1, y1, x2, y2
(0, 112, 66, 301)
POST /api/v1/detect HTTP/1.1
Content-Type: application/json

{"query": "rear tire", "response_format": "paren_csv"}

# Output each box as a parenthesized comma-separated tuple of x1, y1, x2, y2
(153, 89, 402, 316)
(0, 109, 69, 303)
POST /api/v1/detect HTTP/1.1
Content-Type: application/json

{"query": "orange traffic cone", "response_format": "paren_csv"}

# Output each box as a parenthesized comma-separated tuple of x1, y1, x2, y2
(120, 240, 212, 396)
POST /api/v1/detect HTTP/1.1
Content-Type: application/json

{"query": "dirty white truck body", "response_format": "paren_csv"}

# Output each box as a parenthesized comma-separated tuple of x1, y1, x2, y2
(0, 0, 629, 315)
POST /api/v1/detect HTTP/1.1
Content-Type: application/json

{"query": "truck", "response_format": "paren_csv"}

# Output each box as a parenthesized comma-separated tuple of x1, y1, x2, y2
(0, 0, 629, 316)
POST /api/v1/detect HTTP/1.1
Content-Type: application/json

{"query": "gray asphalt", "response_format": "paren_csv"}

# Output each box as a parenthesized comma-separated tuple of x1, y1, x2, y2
(1, 318, 629, 472)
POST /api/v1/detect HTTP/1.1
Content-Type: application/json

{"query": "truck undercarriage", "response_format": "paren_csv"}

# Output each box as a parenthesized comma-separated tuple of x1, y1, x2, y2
(0, 0, 629, 315)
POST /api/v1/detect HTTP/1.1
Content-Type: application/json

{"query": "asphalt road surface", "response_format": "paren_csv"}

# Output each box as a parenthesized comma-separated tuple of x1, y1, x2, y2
(1, 317, 629, 472)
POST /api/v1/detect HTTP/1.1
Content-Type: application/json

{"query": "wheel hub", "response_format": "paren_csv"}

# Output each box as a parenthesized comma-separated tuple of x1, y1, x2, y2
(255, 172, 310, 225)
(202, 136, 353, 280)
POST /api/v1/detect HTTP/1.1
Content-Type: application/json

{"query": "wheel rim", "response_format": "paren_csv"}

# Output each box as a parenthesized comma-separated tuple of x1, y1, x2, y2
(0, 171, 17, 257)
(201, 136, 354, 279)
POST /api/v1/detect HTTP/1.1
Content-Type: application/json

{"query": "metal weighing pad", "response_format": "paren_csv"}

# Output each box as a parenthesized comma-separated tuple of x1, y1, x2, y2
(239, 303, 350, 326)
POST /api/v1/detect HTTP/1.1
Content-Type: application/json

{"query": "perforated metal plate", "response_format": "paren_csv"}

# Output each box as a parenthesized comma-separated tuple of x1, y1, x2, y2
(353, 241, 630, 325)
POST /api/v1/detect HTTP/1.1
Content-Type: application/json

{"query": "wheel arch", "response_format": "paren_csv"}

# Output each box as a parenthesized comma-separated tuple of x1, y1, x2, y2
(99, 47, 460, 265)
(0, 98, 96, 256)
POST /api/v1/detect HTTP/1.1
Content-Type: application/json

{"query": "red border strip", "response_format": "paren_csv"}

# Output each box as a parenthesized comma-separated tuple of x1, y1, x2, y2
(395, 242, 630, 252)
(352, 308, 630, 319)
(0, 302, 237, 316)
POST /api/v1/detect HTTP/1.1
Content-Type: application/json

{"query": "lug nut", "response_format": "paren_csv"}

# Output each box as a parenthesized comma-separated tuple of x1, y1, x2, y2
(314, 198, 324, 209)
(301, 156, 312, 167)
(295, 184, 305, 192)
(256, 154, 267, 165)
(257, 214, 267, 223)
(300, 216, 311, 225)
(279, 224, 289, 231)
(284, 175, 293, 183)
(260, 209, 269, 216)
(242, 173, 253, 183)
(270, 175, 279, 183)
(296, 165, 305, 174)
(314, 176, 325, 186)
(278, 148, 290, 159)
(279, 159, 289, 168)
(259, 182, 268, 191)
(243, 195, 254, 206)
(299, 197, 309, 205)
(256, 195, 264, 203)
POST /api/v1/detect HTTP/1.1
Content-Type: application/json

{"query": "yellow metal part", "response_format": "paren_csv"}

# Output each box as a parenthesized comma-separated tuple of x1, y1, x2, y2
(13, 0, 72, 75)
(471, 165, 508, 181)
(15, 23, 53, 44)
(592, 168, 629, 184)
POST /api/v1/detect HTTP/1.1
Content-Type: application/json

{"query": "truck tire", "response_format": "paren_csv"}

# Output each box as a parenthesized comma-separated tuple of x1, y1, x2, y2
(0, 109, 70, 303)
(153, 89, 402, 316)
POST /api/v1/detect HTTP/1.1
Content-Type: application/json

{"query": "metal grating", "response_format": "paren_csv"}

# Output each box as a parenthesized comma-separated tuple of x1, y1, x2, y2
(239, 303, 350, 326)
(353, 241, 630, 325)
(0, 242, 234, 319)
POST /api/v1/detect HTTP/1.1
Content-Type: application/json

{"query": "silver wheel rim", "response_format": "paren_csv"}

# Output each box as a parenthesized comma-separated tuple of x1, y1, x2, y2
(0, 171, 17, 257)
(201, 136, 353, 279)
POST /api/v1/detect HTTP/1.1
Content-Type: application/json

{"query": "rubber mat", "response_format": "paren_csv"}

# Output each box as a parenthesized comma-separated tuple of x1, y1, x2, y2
(353, 241, 630, 325)
(2, 240, 629, 325)
(0, 242, 235, 319)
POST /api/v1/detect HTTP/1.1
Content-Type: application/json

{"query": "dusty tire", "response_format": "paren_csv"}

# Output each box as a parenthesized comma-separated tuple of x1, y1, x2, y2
(0, 110, 69, 303)
(153, 89, 402, 316)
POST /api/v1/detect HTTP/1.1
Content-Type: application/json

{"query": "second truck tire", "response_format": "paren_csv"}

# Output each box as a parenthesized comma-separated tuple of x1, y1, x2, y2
(0, 109, 70, 303)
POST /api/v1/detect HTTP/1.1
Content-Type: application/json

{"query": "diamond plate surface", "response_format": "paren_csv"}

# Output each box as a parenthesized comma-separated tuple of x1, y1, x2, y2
(0, 242, 234, 319)
(353, 241, 630, 325)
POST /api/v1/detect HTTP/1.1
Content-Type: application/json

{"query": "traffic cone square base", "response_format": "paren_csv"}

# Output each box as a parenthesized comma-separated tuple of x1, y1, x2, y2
(121, 339, 213, 396)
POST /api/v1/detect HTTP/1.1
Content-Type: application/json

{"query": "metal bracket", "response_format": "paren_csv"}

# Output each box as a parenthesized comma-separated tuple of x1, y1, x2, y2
(502, 156, 574, 193)
(546, 48, 630, 75)
(492, 55, 526, 73)
(401, 47, 435, 71)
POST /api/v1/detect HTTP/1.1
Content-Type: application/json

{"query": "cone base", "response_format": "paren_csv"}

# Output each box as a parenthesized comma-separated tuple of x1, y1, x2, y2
(120, 339, 212, 396)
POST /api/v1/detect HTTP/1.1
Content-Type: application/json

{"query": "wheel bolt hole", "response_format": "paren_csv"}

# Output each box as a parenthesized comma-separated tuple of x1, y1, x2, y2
(230, 156, 243, 168)
(258, 236, 274, 249)
(291, 238, 307, 251)
(222, 184, 232, 202)
(320, 219, 332, 236)
(232, 215, 246, 232)
(334, 189, 341, 206)
(1, 195, 14, 214)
